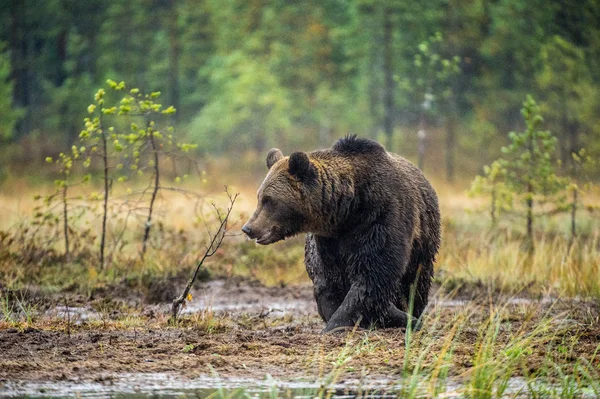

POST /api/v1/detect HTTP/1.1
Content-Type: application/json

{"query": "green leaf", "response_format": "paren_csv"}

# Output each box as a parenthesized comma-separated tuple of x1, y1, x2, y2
(162, 105, 176, 115)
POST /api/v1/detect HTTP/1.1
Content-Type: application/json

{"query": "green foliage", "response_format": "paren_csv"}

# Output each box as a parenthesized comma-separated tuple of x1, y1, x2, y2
(2, 0, 600, 176)
(82, 80, 201, 265)
(566, 149, 597, 240)
(537, 36, 591, 119)
(536, 35, 597, 161)
(192, 51, 293, 152)
(570, 149, 595, 192)
(0, 42, 23, 140)
(500, 95, 565, 202)
(36, 80, 202, 266)
(469, 160, 512, 223)
(191, 0, 372, 151)
(81, 79, 196, 182)
(470, 95, 567, 241)
(36, 142, 95, 257)
(404, 32, 461, 106)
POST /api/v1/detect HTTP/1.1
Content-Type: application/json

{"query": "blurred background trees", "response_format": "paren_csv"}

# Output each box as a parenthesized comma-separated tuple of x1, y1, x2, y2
(1, 0, 599, 180)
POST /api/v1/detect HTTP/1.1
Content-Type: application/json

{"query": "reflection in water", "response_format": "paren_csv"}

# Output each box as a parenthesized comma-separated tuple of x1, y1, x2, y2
(1, 373, 402, 398)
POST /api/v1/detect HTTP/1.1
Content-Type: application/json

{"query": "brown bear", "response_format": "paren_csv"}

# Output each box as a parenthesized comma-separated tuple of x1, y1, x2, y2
(242, 136, 441, 332)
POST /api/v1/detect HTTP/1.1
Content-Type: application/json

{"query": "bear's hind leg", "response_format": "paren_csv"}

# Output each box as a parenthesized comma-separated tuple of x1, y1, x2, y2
(400, 248, 434, 320)
(380, 303, 417, 329)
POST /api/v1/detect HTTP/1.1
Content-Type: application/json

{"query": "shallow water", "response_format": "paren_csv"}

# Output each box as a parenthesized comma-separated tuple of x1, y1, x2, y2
(43, 294, 549, 323)
(181, 280, 318, 315)
(6, 372, 595, 399)
(1, 373, 401, 398)
(3, 373, 597, 399)
(44, 306, 102, 325)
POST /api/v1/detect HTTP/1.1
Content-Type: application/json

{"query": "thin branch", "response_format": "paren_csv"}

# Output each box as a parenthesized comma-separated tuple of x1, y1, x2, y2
(99, 114, 109, 269)
(171, 189, 238, 323)
(141, 120, 159, 260)
(62, 184, 70, 258)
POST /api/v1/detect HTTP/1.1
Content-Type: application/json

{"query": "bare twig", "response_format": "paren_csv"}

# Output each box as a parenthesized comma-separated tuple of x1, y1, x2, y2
(63, 295, 71, 338)
(62, 184, 70, 259)
(141, 120, 159, 260)
(99, 114, 109, 269)
(107, 208, 134, 262)
(170, 189, 238, 323)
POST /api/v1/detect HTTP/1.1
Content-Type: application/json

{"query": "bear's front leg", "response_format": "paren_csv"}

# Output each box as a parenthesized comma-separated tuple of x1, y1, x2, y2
(323, 282, 366, 331)
(305, 234, 346, 323)
(323, 227, 417, 332)
(314, 283, 344, 322)
(323, 283, 415, 332)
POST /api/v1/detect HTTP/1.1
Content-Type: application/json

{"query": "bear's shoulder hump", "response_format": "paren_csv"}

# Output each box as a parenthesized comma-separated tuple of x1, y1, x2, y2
(332, 135, 386, 155)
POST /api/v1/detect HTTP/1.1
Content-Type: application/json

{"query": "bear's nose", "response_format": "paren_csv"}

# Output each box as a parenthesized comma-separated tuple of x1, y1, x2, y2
(242, 224, 254, 238)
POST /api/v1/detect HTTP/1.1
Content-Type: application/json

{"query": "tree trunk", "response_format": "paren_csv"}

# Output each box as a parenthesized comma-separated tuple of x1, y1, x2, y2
(526, 119, 535, 251)
(445, 97, 457, 183)
(418, 112, 426, 170)
(57, 0, 73, 145)
(382, 7, 394, 151)
(571, 187, 577, 242)
(10, 0, 29, 135)
(364, 5, 381, 139)
(62, 184, 69, 258)
(141, 127, 160, 260)
(100, 118, 109, 269)
(56, 0, 68, 87)
(526, 184, 534, 252)
(568, 121, 579, 172)
(168, 0, 180, 124)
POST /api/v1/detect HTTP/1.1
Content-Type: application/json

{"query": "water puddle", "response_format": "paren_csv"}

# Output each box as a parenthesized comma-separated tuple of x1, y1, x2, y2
(3, 372, 595, 398)
(41, 297, 554, 324)
(431, 296, 557, 308)
(44, 306, 102, 324)
(1, 373, 401, 398)
(181, 280, 317, 316)
(41, 281, 558, 323)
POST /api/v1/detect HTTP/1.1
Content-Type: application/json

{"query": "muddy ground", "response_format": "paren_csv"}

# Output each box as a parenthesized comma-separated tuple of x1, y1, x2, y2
(1, 279, 599, 394)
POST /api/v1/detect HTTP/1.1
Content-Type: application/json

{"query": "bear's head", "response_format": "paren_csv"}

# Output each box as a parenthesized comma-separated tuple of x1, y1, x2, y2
(242, 148, 317, 245)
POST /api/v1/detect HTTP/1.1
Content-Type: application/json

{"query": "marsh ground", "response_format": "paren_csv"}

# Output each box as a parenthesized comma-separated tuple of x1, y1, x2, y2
(1, 177, 599, 397)
(1, 278, 599, 398)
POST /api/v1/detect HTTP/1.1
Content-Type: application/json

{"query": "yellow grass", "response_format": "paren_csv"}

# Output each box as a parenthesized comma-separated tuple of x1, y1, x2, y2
(0, 174, 598, 297)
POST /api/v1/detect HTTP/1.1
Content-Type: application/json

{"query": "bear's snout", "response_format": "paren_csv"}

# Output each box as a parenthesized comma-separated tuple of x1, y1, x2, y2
(242, 219, 280, 245)
(241, 223, 256, 239)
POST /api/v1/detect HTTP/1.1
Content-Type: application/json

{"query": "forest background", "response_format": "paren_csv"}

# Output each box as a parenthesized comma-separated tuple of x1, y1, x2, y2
(1, 0, 600, 183)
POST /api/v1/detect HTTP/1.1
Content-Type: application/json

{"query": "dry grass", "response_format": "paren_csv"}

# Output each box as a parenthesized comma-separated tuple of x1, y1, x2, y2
(0, 175, 599, 298)
(439, 218, 600, 297)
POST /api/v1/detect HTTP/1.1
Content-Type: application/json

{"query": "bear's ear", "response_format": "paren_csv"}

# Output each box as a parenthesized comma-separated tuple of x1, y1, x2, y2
(266, 148, 284, 169)
(288, 152, 315, 180)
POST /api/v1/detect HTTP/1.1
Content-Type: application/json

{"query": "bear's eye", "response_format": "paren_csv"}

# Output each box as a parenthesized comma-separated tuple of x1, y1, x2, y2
(262, 196, 275, 209)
